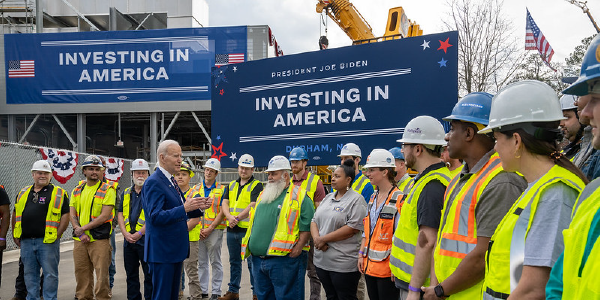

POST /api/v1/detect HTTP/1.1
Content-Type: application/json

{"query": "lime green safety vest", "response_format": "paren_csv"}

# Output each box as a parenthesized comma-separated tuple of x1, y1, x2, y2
(122, 187, 145, 233)
(13, 185, 66, 243)
(293, 172, 319, 202)
(352, 173, 371, 194)
(72, 181, 115, 242)
(397, 174, 413, 194)
(482, 165, 583, 299)
(434, 154, 502, 299)
(188, 181, 225, 241)
(241, 185, 310, 259)
(228, 179, 261, 229)
(574, 238, 600, 299)
(390, 164, 451, 285)
(561, 178, 600, 299)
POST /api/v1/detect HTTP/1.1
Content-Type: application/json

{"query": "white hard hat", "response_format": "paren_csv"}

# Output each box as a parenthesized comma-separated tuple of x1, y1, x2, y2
(131, 159, 150, 171)
(479, 80, 565, 134)
(238, 154, 255, 168)
(397, 116, 447, 146)
(559, 94, 577, 111)
(203, 158, 221, 172)
(363, 149, 395, 168)
(265, 155, 291, 172)
(338, 143, 362, 157)
(31, 160, 52, 173)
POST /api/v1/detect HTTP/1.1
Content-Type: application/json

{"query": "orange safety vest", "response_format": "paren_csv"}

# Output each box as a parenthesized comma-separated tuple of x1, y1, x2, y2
(362, 187, 404, 278)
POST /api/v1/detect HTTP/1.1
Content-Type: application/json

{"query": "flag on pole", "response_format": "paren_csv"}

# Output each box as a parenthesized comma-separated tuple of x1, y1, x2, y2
(526, 9, 556, 71)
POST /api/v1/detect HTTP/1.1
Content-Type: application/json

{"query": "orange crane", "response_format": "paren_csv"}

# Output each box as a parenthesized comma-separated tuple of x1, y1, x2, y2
(316, 0, 423, 46)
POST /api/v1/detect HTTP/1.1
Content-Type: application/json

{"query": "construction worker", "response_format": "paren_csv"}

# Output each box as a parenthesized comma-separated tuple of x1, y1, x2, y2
(546, 35, 600, 299)
(177, 161, 201, 300)
(358, 149, 403, 300)
(559, 94, 584, 160)
(188, 158, 226, 300)
(476, 80, 587, 299)
(311, 158, 367, 300)
(288, 146, 326, 300)
(70, 155, 117, 300)
(419, 92, 527, 299)
(117, 159, 152, 300)
(11, 160, 70, 300)
(241, 155, 315, 300)
(389, 147, 412, 193)
(219, 154, 263, 300)
(571, 90, 600, 180)
(441, 146, 463, 178)
(390, 116, 451, 300)
(338, 143, 374, 203)
(0, 184, 9, 294)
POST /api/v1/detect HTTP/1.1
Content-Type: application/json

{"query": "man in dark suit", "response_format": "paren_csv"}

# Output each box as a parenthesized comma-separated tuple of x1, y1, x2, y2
(143, 140, 209, 300)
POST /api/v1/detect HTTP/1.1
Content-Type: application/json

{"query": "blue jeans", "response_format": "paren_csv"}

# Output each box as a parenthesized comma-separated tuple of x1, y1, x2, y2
(20, 238, 60, 300)
(251, 252, 308, 300)
(226, 230, 253, 293)
(109, 231, 116, 289)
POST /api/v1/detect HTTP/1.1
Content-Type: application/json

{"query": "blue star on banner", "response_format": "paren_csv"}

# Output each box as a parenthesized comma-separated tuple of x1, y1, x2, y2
(217, 135, 221, 140)
(211, 66, 229, 88)
(438, 58, 447, 67)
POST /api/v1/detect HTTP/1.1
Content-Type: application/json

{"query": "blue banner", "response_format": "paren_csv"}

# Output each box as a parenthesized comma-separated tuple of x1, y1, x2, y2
(5, 27, 247, 104)
(211, 31, 458, 168)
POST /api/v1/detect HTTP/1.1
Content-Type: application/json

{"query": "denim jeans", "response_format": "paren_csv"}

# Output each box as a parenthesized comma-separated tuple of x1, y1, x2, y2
(226, 230, 253, 293)
(109, 231, 116, 289)
(20, 238, 60, 300)
(251, 252, 308, 300)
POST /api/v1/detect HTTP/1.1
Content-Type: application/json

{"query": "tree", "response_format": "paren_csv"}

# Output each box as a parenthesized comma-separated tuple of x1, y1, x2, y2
(564, 35, 595, 77)
(511, 53, 567, 92)
(443, 0, 524, 95)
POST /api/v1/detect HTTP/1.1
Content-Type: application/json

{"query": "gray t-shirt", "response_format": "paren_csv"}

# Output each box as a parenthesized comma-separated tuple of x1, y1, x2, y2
(312, 188, 367, 272)
(524, 181, 579, 267)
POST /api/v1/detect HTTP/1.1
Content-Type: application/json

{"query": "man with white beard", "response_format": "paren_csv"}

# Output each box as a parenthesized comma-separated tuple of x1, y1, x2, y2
(241, 156, 315, 300)
(117, 159, 153, 300)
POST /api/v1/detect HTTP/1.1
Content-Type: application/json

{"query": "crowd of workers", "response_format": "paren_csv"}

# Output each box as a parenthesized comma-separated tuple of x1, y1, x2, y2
(1, 34, 600, 300)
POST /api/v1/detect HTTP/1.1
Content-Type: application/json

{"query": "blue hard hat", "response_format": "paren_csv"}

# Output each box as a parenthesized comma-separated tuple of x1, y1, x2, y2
(289, 147, 308, 161)
(443, 92, 493, 125)
(563, 34, 600, 96)
(388, 147, 404, 160)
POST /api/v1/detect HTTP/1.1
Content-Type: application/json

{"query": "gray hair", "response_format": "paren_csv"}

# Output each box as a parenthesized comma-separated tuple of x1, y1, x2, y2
(157, 140, 179, 158)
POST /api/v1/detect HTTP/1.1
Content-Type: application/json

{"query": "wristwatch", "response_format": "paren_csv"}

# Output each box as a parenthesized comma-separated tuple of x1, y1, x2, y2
(434, 284, 447, 298)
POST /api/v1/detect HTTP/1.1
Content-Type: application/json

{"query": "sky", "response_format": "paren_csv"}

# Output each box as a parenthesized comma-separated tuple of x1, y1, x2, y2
(205, 0, 600, 64)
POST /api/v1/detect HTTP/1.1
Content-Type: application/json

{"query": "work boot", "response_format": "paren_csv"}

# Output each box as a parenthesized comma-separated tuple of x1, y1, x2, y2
(209, 295, 220, 300)
(253, 295, 258, 300)
(202, 294, 209, 299)
(217, 291, 239, 300)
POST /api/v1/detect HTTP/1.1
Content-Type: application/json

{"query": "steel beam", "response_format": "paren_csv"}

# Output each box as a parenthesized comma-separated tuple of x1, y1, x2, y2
(77, 113, 86, 152)
(52, 114, 76, 150)
(150, 113, 158, 163)
(160, 112, 180, 142)
(191, 112, 211, 144)
(18, 114, 40, 143)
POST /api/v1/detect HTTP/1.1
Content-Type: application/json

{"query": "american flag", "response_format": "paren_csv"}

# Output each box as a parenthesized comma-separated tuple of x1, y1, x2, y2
(8, 60, 35, 78)
(215, 53, 244, 66)
(525, 9, 555, 71)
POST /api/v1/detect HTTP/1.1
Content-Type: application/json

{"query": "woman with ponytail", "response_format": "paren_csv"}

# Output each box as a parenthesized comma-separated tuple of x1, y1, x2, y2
(478, 80, 587, 300)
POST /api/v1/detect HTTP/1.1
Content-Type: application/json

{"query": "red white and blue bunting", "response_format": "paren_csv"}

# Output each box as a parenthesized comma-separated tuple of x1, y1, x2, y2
(39, 147, 79, 184)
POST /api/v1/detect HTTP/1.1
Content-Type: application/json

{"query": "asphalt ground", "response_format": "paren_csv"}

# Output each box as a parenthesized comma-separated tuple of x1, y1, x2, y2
(0, 233, 322, 300)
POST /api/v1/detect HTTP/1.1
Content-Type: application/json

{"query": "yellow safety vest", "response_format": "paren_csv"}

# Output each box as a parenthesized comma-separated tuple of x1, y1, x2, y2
(122, 187, 145, 233)
(72, 181, 115, 242)
(574, 238, 600, 299)
(390, 164, 451, 285)
(189, 182, 226, 238)
(482, 165, 584, 299)
(433, 154, 503, 299)
(352, 172, 371, 194)
(13, 185, 66, 243)
(448, 165, 464, 180)
(240, 185, 310, 259)
(292, 172, 320, 202)
(397, 174, 413, 194)
(228, 179, 261, 229)
(561, 178, 600, 299)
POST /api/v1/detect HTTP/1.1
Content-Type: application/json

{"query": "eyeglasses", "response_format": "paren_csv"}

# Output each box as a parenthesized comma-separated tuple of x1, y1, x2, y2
(401, 144, 416, 149)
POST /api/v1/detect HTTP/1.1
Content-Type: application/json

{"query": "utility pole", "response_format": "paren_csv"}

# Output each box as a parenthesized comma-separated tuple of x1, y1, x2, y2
(566, 0, 600, 33)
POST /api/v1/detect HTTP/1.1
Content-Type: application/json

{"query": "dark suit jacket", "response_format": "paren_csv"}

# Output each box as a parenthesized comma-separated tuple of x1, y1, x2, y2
(142, 170, 201, 263)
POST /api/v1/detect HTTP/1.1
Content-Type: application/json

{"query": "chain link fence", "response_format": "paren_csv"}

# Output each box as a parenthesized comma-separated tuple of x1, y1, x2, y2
(0, 141, 268, 251)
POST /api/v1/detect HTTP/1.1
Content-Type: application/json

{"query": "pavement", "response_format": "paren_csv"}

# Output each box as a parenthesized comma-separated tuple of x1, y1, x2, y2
(0, 233, 322, 300)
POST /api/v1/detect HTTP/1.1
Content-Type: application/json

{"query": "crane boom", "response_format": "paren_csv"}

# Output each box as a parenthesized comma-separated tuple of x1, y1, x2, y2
(316, 0, 375, 42)
(566, 0, 600, 33)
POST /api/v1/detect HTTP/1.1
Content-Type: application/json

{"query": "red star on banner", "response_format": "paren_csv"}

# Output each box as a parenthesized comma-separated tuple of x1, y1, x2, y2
(437, 38, 453, 53)
(219, 89, 224, 96)
(211, 142, 227, 160)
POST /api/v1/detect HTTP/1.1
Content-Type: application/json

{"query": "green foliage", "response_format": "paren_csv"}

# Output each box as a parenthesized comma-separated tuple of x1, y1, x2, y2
(564, 35, 595, 77)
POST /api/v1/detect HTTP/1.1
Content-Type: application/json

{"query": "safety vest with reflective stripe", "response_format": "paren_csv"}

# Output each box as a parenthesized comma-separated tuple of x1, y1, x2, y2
(574, 238, 600, 299)
(189, 181, 225, 237)
(122, 187, 145, 233)
(390, 165, 451, 285)
(72, 181, 115, 242)
(362, 187, 403, 278)
(293, 172, 320, 202)
(482, 165, 583, 300)
(397, 174, 413, 194)
(241, 185, 310, 259)
(448, 165, 464, 180)
(352, 173, 371, 194)
(560, 177, 600, 299)
(13, 185, 66, 243)
(433, 154, 503, 299)
(228, 179, 261, 229)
